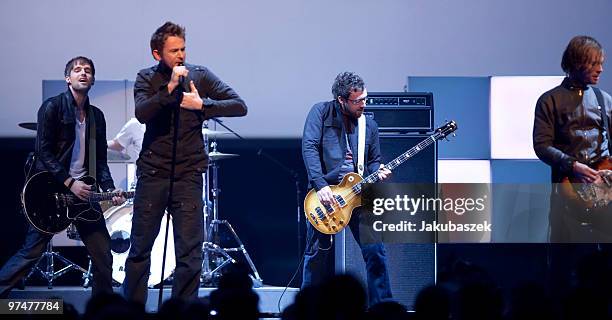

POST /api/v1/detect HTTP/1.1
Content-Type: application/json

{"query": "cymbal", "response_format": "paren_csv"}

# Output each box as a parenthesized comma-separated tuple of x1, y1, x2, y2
(18, 122, 37, 131)
(209, 151, 239, 161)
(107, 149, 132, 162)
(202, 128, 231, 137)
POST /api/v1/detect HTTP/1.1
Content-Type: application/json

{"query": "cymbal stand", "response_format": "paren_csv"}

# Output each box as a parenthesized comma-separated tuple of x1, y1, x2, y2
(200, 121, 263, 287)
(82, 259, 93, 288)
(24, 238, 89, 289)
(201, 123, 228, 283)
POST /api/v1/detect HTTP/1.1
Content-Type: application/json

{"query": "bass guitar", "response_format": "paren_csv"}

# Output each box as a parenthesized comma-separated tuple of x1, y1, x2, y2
(304, 121, 457, 234)
(22, 171, 135, 235)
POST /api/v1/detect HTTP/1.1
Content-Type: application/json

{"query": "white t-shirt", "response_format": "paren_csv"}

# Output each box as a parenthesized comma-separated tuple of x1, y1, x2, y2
(113, 118, 146, 161)
(69, 117, 87, 178)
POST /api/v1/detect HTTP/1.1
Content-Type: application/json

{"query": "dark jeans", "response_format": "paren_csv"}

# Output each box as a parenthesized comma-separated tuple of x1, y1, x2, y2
(302, 207, 392, 306)
(122, 170, 204, 304)
(0, 216, 113, 298)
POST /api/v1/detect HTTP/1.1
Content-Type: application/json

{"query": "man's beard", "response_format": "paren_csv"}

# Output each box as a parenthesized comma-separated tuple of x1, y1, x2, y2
(73, 81, 91, 91)
(340, 102, 361, 119)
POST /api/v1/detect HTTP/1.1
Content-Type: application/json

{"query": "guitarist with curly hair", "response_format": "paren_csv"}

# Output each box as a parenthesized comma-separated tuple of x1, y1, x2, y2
(301, 72, 393, 306)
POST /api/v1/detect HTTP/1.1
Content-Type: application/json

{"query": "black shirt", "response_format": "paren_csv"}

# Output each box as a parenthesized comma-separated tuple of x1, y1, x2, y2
(134, 62, 247, 177)
(35, 90, 115, 191)
(533, 77, 612, 182)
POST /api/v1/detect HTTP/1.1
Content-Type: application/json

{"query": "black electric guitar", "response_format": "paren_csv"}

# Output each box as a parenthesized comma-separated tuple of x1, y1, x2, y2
(22, 171, 135, 235)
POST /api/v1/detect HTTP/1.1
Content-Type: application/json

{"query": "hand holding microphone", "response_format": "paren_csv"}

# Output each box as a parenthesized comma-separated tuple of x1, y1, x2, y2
(168, 63, 189, 93)
(177, 62, 191, 93)
(167, 62, 202, 110)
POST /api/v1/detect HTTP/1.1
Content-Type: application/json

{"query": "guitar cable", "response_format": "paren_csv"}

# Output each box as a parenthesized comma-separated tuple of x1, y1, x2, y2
(276, 233, 334, 313)
(276, 242, 307, 314)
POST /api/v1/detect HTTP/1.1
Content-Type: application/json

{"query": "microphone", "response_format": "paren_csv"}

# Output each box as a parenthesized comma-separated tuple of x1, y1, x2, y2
(177, 62, 190, 93)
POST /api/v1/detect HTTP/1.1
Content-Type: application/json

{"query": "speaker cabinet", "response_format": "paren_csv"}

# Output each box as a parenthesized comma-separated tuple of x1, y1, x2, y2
(335, 134, 437, 308)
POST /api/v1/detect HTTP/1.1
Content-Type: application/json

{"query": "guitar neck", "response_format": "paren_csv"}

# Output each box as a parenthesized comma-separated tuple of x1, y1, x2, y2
(352, 132, 442, 194)
(89, 190, 135, 202)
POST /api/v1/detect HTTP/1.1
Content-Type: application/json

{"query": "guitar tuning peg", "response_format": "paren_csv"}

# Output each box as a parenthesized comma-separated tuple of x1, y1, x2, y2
(452, 133, 456, 137)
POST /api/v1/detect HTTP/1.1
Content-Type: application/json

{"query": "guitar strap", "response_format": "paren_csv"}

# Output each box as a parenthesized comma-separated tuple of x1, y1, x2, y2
(593, 87, 611, 154)
(87, 105, 97, 187)
(357, 115, 366, 176)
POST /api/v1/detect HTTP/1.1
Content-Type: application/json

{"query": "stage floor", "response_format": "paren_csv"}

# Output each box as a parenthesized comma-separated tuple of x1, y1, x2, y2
(8, 285, 299, 315)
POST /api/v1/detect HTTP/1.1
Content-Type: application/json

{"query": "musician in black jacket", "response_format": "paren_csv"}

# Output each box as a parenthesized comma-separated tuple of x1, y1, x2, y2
(0, 56, 124, 298)
(533, 35, 612, 242)
(301, 72, 392, 306)
(122, 22, 247, 304)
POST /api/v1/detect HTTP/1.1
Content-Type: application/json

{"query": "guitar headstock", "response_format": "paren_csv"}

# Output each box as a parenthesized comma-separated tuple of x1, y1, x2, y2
(435, 120, 458, 140)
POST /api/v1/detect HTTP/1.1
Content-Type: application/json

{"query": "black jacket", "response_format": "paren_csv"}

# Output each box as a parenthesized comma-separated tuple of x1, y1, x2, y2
(302, 100, 382, 191)
(533, 78, 612, 182)
(35, 90, 115, 191)
(134, 62, 247, 177)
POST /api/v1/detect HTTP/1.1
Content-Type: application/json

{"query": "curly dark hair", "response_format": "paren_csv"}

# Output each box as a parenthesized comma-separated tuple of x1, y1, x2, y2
(332, 72, 365, 100)
(150, 21, 186, 53)
(64, 56, 95, 77)
(561, 35, 604, 74)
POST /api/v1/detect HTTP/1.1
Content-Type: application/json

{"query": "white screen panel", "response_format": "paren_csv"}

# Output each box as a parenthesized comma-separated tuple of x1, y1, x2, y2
(438, 160, 491, 183)
(490, 76, 564, 159)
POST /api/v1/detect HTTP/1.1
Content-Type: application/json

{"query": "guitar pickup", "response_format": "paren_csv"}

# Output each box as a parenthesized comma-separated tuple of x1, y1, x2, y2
(334, 195, 346, 207)
(323, 203, 334, 213)
(315, 207, 326, 220)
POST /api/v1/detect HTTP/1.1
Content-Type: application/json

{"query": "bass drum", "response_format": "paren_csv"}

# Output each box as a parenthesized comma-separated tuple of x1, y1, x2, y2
(104, 203, 176, 288)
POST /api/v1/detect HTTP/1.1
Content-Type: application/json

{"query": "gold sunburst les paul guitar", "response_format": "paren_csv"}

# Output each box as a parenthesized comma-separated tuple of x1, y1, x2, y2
(304, 121, 458, 234)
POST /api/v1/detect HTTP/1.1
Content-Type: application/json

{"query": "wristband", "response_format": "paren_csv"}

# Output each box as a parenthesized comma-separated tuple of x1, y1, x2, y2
(67, 178, 76, 189)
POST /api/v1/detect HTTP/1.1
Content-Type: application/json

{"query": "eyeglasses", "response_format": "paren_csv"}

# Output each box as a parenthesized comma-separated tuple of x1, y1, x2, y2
(346, 97, 367, 105)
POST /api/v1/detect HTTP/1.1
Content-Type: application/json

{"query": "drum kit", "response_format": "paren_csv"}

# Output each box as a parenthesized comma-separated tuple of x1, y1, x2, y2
(18, 121, 262, 288)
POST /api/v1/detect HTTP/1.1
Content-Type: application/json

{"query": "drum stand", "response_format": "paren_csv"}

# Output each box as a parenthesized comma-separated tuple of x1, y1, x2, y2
(200, 128, 263, 287)
(25, 239, 90, 289)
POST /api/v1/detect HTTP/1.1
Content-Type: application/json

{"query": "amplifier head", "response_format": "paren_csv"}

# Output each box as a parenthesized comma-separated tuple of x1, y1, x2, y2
(365, 92, 434, 133)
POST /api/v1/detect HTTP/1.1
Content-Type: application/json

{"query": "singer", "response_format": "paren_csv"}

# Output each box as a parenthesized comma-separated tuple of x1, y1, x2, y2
(122, 21, 247, 304)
